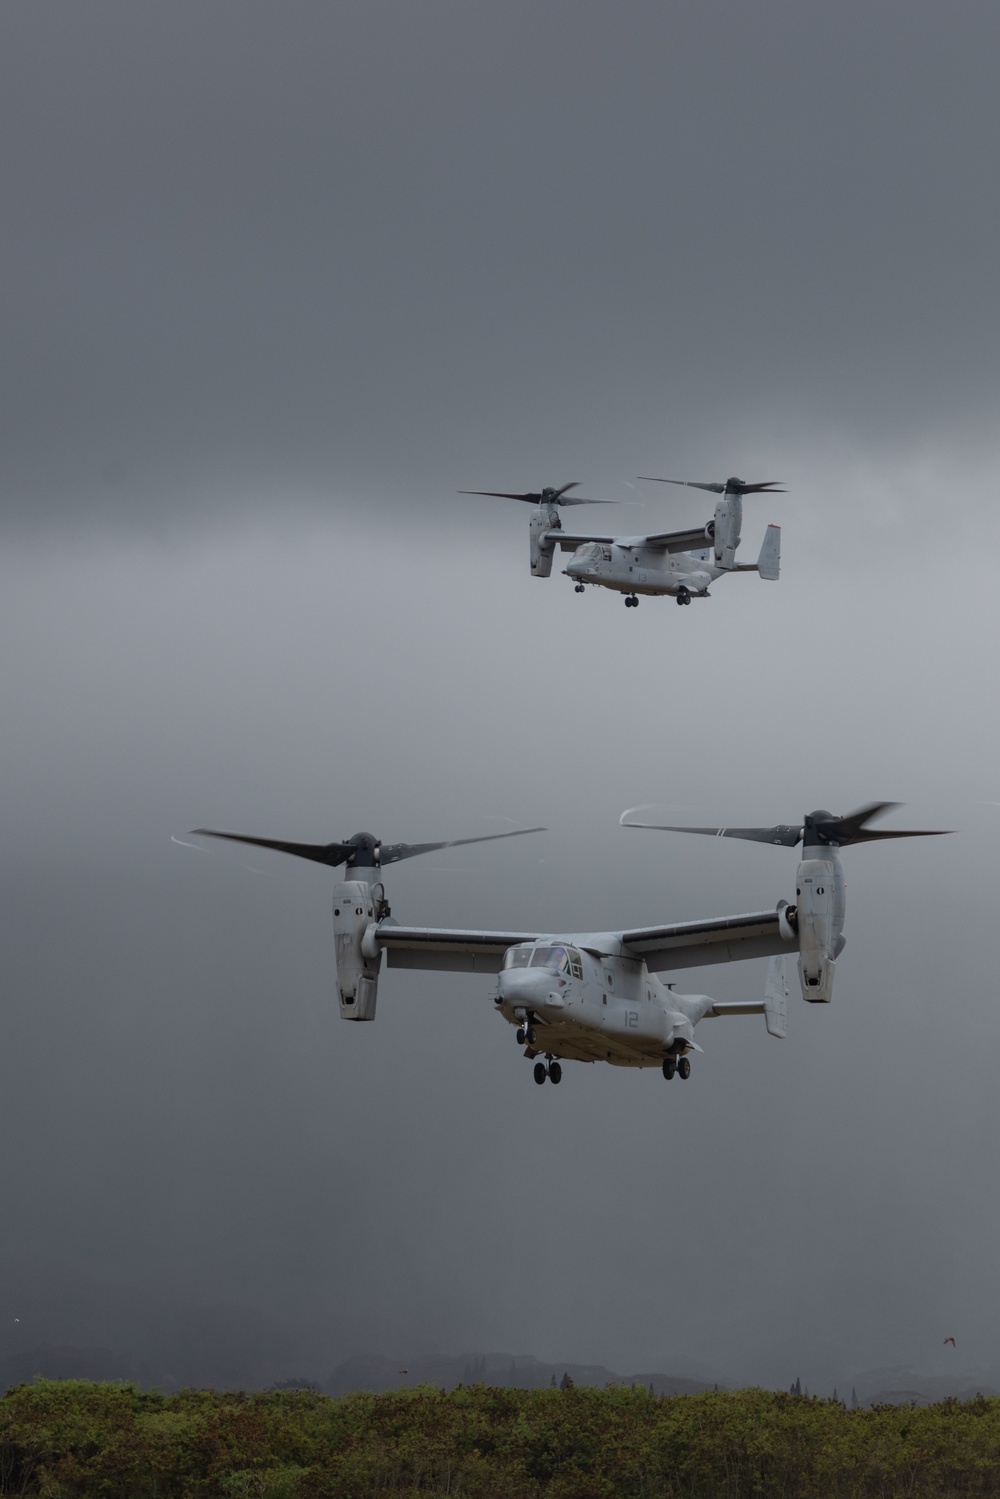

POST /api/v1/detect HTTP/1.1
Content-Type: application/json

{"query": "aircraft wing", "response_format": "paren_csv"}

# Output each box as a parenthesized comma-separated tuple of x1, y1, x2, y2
(544, 528, 709, 554)
(376, 922, 542, 974)
(545, 531, 617, 552)
(619, 909, 793, 972)
(642, 527, 712, 554)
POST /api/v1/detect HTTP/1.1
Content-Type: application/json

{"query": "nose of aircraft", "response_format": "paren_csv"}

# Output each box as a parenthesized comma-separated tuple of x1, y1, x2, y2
(497, 967, 565, 1008)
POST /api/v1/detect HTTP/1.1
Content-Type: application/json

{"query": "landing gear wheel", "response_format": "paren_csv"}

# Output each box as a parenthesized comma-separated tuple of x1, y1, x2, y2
(533, 1062, 547, 1085)
(574, 584, 585, 593)
(677, 1057, 691, 1079)
(516, 1027, 526, 1045)
(548, 1062, 562, 1085)
(662, 1057, 676, 1080)
(676, 588, 690, 607)
(525, 1026, 536, 1045)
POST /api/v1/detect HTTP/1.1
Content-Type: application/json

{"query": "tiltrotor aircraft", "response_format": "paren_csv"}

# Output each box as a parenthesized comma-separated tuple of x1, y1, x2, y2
(462, 476, 782, 606)
(189, 801, 947, 1086)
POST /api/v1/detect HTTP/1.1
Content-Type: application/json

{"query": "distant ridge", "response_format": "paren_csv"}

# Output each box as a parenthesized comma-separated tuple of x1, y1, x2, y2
(326, 1352, 714, 1398)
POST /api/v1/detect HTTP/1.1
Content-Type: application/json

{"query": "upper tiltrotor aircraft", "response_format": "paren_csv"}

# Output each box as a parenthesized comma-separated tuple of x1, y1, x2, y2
(463, 476, 782, 607)
(186, 802, 947, 1087)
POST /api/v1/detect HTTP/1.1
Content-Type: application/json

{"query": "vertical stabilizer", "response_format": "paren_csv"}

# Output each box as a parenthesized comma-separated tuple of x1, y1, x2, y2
(763, 955, 788, 1037)
(757, 524, 780, 580)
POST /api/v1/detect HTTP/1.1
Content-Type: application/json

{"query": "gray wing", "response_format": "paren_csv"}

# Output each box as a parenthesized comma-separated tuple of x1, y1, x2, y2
(642, 527, 713, 553)
(547, 528, 709, 554)
(620, 909, 793, 973)
(375, 922, 542, 974)
(546, 531, 618, 552)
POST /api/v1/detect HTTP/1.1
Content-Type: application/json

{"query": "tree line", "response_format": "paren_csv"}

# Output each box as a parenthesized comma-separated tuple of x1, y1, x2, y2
(2, 1378, 1000, 1496)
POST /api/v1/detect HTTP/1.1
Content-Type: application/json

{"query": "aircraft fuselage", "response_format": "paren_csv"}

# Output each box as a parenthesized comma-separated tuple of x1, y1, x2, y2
(494, 941, 706, 1067)
(562, 541, 722, 598)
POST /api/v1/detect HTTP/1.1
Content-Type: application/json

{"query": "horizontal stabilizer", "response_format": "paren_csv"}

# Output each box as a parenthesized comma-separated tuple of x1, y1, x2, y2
(757, 524, 780, 581)
(707, 956, 788, 1038)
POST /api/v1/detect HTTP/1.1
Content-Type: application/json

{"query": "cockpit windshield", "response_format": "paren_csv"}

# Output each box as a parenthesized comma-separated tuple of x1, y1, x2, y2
(502, 947, 532, 969)
(576, 542, 610, 562)
(529, 945, 569, 971)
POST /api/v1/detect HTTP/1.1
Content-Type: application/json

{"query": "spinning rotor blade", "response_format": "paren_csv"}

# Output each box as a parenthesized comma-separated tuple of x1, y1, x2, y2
(379, 826, 547, 864)
(459, 482, 616, 505)
(805, 802, 951, 846)
(620, 815, 802, 847)
(620, 801, 950, 848)
(190, 830, 354, 866)
(638, 477, 785, 495)
(191, 825, 546, 869)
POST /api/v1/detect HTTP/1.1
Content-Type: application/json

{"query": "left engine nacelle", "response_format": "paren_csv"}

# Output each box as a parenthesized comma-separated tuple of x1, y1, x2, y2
(333, 880, 382, 1020)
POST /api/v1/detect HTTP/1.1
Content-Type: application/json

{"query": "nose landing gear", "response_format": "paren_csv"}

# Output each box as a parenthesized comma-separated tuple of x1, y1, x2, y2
(625, 593, 639, 607)
(676, 588, 691, 606)
(516, 1025, 537, 1046)
(574, 583, 585, 593)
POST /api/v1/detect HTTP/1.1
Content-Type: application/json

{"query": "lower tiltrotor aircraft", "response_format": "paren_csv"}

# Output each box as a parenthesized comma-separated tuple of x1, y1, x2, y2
(463, 476, 782, 607)
(191, 803, 946, 1086)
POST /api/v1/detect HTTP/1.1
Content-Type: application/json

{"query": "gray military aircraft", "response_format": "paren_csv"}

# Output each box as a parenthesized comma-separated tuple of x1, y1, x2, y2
(188, 801, 946, 1085)
(462, 476, 782, 606)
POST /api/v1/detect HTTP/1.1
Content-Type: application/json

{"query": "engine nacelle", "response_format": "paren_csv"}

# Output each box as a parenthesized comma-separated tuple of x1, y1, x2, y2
(333, 880, 382, 1020)
(795, 859, 836, 1003)
(712, 493, 743, 570)
(529, 510, 556, 578)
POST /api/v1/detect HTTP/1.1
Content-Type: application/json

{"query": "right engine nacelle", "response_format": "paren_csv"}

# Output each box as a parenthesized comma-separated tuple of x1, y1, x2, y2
(712, 493, 743, 570)
(795, 859, 836, 1003)
(333, 880, 382, 1020)
(529, 510, 556, 578)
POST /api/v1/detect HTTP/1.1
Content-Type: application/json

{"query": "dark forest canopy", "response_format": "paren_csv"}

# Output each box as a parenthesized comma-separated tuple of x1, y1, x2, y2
(2, 1381, 1000, 1497)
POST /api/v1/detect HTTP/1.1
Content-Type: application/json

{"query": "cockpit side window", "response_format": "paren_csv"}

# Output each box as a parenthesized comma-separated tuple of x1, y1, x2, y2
(530, 945, 569, 971)
(567, 947, 584, 980)
(502, 947, 531, 969)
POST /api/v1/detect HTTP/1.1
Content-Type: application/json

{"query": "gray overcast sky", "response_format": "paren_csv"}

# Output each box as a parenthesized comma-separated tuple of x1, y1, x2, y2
(2, 1, 1000, 1393)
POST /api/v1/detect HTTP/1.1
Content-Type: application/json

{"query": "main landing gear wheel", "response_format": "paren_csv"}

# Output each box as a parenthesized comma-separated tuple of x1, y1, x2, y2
(625, 594, 639, 607)
(574, 584, 585, 593)
(533, 1062, 547, 1085)
(548, 1062, 562, 1085)
(662, 1057, 676, 1080)
(676, 588, 691, 607)
(677, 1057, 691, 1079)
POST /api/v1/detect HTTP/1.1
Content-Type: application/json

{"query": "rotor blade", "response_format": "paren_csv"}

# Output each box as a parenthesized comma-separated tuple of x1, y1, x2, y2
(552, 482, 580, 498)
(820, 801, 900, 841)
(637, 478, 785, 495)
(379, 826, 546, 865)
(620, 817, 802, 847)
(458, 490, 542, 503)
(816, 802, 952, 845)
(190, 829, 353, 866)
(637, 478, 726, 493)
(842, 828, 953, 843)
(556, 495, 618, 505)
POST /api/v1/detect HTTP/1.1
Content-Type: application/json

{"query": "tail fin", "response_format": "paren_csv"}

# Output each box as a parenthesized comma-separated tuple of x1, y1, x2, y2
(763, 955, 788, 1037)
(705, 956, 788, 1037)
(757, 524, 780, 581)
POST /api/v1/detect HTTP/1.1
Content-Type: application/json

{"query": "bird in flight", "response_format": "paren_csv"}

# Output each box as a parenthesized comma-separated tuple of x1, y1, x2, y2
(944, 1337, 956, 1347)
